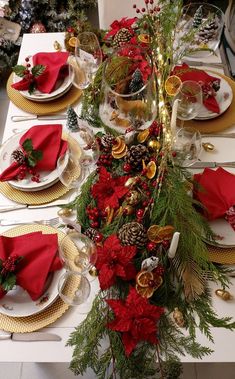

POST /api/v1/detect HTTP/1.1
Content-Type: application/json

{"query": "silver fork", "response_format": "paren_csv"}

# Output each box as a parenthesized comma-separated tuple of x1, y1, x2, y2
(0, 217, 60, 227)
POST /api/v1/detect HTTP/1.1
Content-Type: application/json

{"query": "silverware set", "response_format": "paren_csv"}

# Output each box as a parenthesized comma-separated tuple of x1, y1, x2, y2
(0, 330, 61, 341)
(0, 217, 60, 227)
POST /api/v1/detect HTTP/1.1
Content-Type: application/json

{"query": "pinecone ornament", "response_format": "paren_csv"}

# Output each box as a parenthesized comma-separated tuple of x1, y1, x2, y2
(113, 28, 132, 49)
(198, 19, 219, 42)
(84, 227, 98, 242)
(124, 144, 149, 170)
(118, 222, 147, 249)
(101, 134, 115, 149)
(11, 149, 25, 164)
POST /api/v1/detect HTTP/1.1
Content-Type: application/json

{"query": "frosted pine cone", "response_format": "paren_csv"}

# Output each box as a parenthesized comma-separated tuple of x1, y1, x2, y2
(118, 222, 147, 249)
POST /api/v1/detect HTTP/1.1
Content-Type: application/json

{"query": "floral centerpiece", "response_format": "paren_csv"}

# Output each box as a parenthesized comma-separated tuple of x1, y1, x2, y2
(67, 1, 235, 378)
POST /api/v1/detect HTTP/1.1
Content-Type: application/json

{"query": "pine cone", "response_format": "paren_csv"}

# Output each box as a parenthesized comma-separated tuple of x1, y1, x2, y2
(113, 28, 132, 49)
(101, 134, 116, 149)
(84, 227, 98, 242)
(125, 144, 149, 170)
(11, 149, 25, 164)
(118, 222, 147, 249)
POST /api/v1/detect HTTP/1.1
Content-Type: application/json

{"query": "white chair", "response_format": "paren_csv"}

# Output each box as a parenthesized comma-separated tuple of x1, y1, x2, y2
(97, 0, 143, 29)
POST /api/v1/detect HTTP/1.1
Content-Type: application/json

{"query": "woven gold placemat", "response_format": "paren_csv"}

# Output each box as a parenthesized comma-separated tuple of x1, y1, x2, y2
(0, 134, 81, 205)
(208, 244, 235, 264)
(7, 73, 82, 115)
(0, 224, 78, 332)
(185, 73, 235, 134)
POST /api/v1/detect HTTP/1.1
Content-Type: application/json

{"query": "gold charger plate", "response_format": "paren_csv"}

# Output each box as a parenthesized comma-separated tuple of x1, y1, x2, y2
(0, 133, 81, 205)
(208, 244, 235, 265)
(185, 72, 235, 134)
(7, 73, 82, 115)
(0, 224, 79, 333)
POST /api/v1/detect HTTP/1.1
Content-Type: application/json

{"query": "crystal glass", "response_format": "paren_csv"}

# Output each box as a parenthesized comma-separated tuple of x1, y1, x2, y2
(58, 271, 91, 309)
(179, 3, 224, 58)
(57, 150, 83, 189)
(173, 127, 202, 167)
(99, 45, 157, 133)
(175, 81, 202, 121)
(59, 231, 97, 277)
(74, 31, 102, 89)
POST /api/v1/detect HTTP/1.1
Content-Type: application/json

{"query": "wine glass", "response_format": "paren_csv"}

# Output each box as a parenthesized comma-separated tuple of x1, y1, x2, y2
(58, 271, 91, 313)
(57, 150, 83, 190)
(99, 44, 157, 133)
(59, 230, 97, 281)
(173, 126, 202, 167)
(74, 31, 102, 89)
(175, 80, 202, 121)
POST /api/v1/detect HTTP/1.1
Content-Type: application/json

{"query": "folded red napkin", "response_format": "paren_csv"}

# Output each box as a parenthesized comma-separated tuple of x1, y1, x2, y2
(194, 167, 235, 221)
(12, 51, 69, 94)
(0, 124, 68, 182)
(0, 231, 63, 300)
(172, 63, 221, 114)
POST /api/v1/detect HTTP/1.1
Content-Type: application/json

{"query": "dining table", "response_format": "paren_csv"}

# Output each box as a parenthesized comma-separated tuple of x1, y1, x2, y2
(0, 31, 235, 371)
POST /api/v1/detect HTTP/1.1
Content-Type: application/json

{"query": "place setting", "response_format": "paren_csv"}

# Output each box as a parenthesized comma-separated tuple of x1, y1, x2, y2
(7, 50, 82, 115)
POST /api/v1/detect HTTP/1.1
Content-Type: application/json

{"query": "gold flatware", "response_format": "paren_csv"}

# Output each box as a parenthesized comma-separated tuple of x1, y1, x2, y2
(202, 132, 235, 138)
(202, 142, 215, 151)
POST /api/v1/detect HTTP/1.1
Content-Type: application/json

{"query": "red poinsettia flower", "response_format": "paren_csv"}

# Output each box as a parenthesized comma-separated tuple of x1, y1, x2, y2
(96, 234, 137, 290)
(91, 167, 129, 210)
(107, 287, 164, 356)
(105, 17, 137, 40)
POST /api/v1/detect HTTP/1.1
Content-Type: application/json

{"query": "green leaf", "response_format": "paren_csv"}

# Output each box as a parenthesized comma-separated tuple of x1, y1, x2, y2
(2, 273, 16, 292)
(12, 65, 27, 78)
(27, 156, 37, 167)
(31, 150, 43, 161)
(22, 138, 33, 153)
(32, 64, 46, 77)
(28, 81, 36, 95)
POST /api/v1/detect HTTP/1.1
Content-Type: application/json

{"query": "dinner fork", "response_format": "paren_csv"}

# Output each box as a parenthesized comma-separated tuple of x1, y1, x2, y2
(0, 217, 60, 227)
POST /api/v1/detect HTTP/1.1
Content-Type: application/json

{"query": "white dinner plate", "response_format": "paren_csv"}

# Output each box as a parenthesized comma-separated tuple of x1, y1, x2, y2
(0, 131, 69, 192)
(195, 72, 233, 120)
(205, 218, 235, 248)
(13, 57, 72, 102)
(0, 267, 66, 317)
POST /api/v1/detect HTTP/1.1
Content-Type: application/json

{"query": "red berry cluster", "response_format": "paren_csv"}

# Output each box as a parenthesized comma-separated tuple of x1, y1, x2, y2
(97, 153, 113, 167)
(133, 1, 160, 14)
(22, 57, 34, 83)
(149, 120, 161, 137)
(18, 163, 40, 183)
(86, 206, 100, 229)
(153, 264, 165, 276)
(1, 255, 19, 276)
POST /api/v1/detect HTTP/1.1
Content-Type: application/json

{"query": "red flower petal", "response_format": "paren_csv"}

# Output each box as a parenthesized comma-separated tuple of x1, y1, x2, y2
(98, 264, 116, 290)
(122, 332, 138, 356)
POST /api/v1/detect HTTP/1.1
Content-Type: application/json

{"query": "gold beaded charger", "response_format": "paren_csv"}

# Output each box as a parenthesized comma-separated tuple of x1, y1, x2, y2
(208, 244, 235, 265)
(7, 73, 82, 115)
(0, 224, 79, 332)
(0, 133, 81, 205)
(185, 72, 235, 134)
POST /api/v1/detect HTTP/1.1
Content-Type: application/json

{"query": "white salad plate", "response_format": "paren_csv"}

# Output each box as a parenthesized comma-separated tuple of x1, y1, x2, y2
(0, 131, 69, 192)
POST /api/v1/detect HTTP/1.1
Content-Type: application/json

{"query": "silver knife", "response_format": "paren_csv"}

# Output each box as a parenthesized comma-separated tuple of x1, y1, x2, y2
(182, 60, 225, 68)
(0, 200, 68, 212)
(11, 114, 67, 122)
(188, 161, 235, 169)
(202, 132, 235, 138)
(0, 331, 61, 341)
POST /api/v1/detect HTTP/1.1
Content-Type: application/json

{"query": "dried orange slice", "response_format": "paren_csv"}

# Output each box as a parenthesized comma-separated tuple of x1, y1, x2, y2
(146, 161, 157, 179)
(165, 75, 182, 96)
(136, 270, 154, 287)
(147, 225, 161, 242)
(68, 37, 77, 48)
(136, 284, 154, 298)
(138, 34, 150, 44)
(147, 225, 174, 243)
(137, 129, 150, 143)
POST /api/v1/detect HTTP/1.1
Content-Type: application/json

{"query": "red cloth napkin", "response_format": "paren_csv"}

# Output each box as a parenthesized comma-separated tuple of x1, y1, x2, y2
(12, 51, 69, 94)
(0, 231, 63, 300)
(172, 63, 221, 114)
(0, 124, 68, 182)
(194, 167, 235, 220)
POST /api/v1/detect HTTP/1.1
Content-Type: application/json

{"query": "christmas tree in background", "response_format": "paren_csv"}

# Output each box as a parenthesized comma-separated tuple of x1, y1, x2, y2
(192, 5, 203, 28)
(0, 0, 97, 78)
